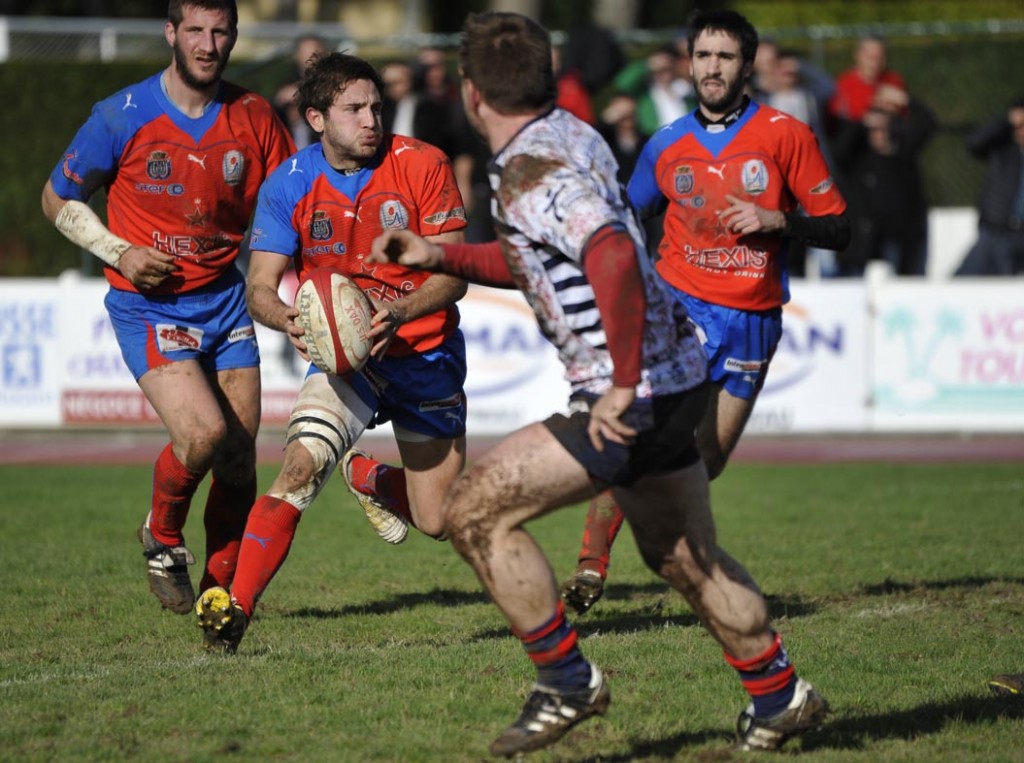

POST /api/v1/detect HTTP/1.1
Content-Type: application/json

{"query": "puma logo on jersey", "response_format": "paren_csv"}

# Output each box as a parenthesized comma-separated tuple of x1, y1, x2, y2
(394, 144, 413, 156)
(770, 114, 789, 123)
(288, 158, 303, 175)
(187, 154, 207, 170)
(123, 93, 138, 110)
(707, 164, 726, 179)
(242, 95, 257, 105)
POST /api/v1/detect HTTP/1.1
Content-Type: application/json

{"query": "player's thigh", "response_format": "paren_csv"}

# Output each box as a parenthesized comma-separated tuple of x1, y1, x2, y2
(613, 460, 715, 570)
(698, 385, 757, 465)
(206, 365, 261, 479)
(395, 434, 466, 521)
(445, 423, 593, 537)
(210, 365, 262, 438)
(139, 359, 227, 451)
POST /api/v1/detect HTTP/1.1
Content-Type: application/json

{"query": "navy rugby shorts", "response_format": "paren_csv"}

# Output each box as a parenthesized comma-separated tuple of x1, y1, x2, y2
(542, 381, 709, 488)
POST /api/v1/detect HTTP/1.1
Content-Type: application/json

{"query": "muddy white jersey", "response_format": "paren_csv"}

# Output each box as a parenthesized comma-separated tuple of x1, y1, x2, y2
(488, 108, 706, 398)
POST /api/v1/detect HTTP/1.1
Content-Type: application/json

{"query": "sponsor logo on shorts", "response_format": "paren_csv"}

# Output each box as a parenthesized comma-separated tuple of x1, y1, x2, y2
(419, 393, 463, 412)
(223, 150, 244, 186)
(146, 151, 172, 180)
(742, 160, 768, 194)
(155, 324, 203, 352)
(380, 200, 409, 230)
(724, 357, 766, 373)
(809, 177, 834, 195)
(228, 326, 256, 343)
(422, 207, 466, 226)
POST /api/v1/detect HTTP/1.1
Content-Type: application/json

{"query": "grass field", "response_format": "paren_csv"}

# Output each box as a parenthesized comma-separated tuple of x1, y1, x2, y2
(1, 461, 1023, 762)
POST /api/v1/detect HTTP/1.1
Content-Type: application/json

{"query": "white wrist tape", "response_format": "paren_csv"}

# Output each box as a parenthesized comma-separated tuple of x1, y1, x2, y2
(54, 200, 132, 268)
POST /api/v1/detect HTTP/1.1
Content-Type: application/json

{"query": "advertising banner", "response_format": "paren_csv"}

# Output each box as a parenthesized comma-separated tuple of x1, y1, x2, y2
(0, 279, 63, 426)
(747, 281, 868, 433)
(459, 286, 568, 434)
(872, 280, 1024, 431)
(1, 274, 1019, 435)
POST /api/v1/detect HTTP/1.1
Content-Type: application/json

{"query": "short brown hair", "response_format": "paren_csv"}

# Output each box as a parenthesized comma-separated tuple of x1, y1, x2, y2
(297, 52, 384, 116)
(459, 12, 556, 115)
(168, 1, 238, 32)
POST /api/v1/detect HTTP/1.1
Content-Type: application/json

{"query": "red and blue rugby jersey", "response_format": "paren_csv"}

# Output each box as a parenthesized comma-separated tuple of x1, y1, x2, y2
(249, 134, 467, 356)
(628, 101, 845, 311)
(49, 72, 295, 295)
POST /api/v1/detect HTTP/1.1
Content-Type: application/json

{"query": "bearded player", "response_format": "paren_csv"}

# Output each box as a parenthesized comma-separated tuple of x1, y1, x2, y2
(561, 9, 850, 614)
(195, 51, 468, 653)
(41, 0, 295, 615)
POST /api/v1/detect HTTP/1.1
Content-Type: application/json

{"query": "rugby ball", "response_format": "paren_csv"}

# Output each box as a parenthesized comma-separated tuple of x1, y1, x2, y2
(294, 268, 374, 376)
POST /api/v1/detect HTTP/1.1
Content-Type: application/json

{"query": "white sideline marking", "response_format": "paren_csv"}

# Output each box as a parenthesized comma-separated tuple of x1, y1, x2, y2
(855, 603, 932, 618)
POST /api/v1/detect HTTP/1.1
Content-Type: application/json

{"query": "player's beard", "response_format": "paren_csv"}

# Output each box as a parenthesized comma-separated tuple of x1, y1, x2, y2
(322, 128, 381, 171)
(697, 74, 745, 114)
(173, 38, 229, 91)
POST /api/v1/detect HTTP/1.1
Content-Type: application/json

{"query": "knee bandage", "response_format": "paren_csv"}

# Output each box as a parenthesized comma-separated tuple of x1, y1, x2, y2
(275, 409, 349, 511)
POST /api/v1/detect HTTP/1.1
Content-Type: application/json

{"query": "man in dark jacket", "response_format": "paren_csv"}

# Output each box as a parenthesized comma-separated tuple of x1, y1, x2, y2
(955, 98, 1024, 276)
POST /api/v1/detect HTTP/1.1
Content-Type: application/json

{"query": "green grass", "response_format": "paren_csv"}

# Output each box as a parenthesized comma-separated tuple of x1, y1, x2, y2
(1, 461, 1022, 762)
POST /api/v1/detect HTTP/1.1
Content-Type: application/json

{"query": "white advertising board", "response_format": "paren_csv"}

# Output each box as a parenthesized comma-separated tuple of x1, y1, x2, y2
(746, 281, 868, 433)
(459, 286, 568, 434)
(872, 279, 1024, 431)
(2, 273, 1021, 435)
(0, 279, 63, 426)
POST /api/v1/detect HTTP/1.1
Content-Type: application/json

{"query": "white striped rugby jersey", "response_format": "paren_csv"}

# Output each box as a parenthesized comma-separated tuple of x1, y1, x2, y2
(487, 108, 707, 398)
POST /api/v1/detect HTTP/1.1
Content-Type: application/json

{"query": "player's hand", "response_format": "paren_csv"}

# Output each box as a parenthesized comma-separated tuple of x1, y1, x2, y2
(283, 306, 310, 361)
(587, 386, 638, 452)
(719, 194, 785, 236)
(366, 299, 405, 359)
(368, 230, 444, 270)
(118, 246, 179, 290)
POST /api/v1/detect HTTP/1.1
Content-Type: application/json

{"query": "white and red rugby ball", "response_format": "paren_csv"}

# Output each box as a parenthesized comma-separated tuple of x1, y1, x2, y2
(294, 268, 374, 376)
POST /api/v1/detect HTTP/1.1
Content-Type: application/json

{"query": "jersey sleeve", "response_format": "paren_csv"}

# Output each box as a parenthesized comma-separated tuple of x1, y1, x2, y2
(626, 139, 666, 220)
(48, 103, 124, 201)
(249, 169, 301, 257)
(781, 121, 846, 217)
(498, 155, 618, 265)
(404, 146, 467, 237)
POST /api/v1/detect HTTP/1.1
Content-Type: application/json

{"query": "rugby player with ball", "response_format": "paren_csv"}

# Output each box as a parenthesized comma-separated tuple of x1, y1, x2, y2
(196, 51, 469, 653)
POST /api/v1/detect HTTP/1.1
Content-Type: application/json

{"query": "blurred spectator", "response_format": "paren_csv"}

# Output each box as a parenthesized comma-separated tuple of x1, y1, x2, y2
(751, 38, 781, 100)
(410, 47, 485, 241)
(614, 43, 696, 137)
(416, 46, 460, 105)
(827, 35, 905, 128)
(756, 41, 835, 128)
(553, 45, 595, 124)
(596, 94, 645, 183)
(380, 59, 460, 160)
(768, 51, 819, 127)
(753, 46, 837, 278)
(832, 83, 936, 276)
(560, 19, 626, 96)
(273, 35, 329, 149)
(955, 99, 1024, 276)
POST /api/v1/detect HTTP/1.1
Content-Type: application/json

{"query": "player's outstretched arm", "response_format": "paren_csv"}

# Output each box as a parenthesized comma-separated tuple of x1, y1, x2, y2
(370, 231, 515, 288)
(369, 230, 445, 270)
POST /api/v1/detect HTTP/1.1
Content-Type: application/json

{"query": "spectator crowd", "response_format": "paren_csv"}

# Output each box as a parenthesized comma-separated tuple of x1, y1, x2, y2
(271, 28, 1019, 278)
